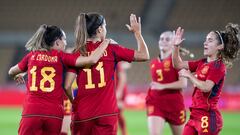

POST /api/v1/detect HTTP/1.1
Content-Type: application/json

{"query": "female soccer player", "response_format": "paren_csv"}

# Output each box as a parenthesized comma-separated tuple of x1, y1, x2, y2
(172, 24, 240, 135)
(8, 24, 110, 135)
(65, 13, 149, 135)
(146, 31, 187, 135)
(115, 62, 131, 135)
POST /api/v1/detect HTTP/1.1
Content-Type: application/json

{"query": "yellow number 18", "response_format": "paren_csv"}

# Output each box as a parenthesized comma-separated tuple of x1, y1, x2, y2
(30, 66, 56, 92)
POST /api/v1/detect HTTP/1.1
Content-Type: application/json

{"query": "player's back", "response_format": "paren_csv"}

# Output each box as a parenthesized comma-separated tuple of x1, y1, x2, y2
(19, 50, 70, 118)
(72, 41, 134, 121)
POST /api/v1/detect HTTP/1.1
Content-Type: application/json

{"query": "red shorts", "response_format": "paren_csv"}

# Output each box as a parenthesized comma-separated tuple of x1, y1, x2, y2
(183, 110, 222, 135)
(146, 104, 186, 125)
(71, 115, 118, 135)
(18, 116, 62, 135)
(146, 90, 186, 125)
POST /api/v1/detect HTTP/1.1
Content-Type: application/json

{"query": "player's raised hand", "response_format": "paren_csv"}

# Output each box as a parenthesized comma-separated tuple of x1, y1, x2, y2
(126, 14, 141, 34)
(172, 27, 185, 46)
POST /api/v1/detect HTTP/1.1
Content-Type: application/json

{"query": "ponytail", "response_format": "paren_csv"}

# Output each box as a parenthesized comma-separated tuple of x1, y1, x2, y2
(74, 13, 88, 56)
(217, 23, 240, 68)
(25, 24, 48, 51)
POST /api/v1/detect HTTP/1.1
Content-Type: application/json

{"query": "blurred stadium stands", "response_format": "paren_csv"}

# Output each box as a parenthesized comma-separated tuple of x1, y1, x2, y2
(1, 0, 240, 87)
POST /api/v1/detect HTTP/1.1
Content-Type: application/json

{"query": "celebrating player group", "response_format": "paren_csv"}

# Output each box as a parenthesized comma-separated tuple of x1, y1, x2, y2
(8, 12, 240, 135)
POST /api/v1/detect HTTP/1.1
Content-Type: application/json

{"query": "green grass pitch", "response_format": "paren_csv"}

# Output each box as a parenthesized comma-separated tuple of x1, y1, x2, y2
(0, 107, 239, 135)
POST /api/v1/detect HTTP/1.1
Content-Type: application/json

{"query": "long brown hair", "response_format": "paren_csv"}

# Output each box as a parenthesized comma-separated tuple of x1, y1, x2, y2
(74, 13, 104, 56)
(216, 23, 240, 68)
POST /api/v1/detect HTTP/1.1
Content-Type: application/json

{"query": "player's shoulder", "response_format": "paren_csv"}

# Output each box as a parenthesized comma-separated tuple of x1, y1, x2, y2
(150, 57, 159, 64)
(50, 49, 72, 57)
(210, 59, 226, 71)
(199, 58, 207, 64)
(108, 43, 121, 48)
(69, 51, 80, 56)
(192, 58, 207, 66)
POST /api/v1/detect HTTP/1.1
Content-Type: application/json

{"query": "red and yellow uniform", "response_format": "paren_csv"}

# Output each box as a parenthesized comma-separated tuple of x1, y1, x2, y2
(69, 41, 134, 135)
(146, 56, 186, 125)
(183, 59, 225, 135)
(115, 62, 128, 135)
(17, 50, 78, 135)
(115, 63, 127, 101)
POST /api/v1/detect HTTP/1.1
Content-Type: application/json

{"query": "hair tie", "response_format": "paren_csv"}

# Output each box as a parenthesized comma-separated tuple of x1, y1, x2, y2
(42, 24, 48, 29)
(216, 31, 224, 46)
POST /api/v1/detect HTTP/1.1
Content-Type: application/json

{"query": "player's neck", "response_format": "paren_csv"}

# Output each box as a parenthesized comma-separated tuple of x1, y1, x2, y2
(207, 54, 218, 62)
(160, 50, 171, 60)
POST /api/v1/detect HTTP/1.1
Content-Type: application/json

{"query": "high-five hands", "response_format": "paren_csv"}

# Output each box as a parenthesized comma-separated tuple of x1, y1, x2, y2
(172, 27, 185, 46)
(126, 14, 141, 34)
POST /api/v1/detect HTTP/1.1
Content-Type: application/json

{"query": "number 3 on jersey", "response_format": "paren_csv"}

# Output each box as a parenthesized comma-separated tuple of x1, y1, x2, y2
(156, 69, 163, 81)
(30, 66, 56, 92)
(84, 62, 106, 89)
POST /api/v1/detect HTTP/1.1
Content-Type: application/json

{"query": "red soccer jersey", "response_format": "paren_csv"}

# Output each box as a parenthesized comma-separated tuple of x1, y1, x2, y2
(18, 50, 78, 118)
(115, 62, 127, 101)
(69, 41, 134, 121)
(146, 55, 184, 112)
(188, 58, 226, 112)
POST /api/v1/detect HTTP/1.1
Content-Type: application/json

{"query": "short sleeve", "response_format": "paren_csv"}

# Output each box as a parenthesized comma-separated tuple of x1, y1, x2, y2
(18, 52, 31, 72)
(188, 59, 205, 72)
(60, 52, 78, 67)
(112, 44, 134, 62)
(206, 63, 226, 84)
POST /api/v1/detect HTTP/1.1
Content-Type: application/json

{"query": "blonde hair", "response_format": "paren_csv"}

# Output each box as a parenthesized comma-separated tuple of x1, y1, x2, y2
(25, 24, 48, 51)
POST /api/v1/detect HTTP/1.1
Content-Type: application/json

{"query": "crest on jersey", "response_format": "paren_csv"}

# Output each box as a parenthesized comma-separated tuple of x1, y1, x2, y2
(164, 60, 170, 71)
(201, 66, 209, 75)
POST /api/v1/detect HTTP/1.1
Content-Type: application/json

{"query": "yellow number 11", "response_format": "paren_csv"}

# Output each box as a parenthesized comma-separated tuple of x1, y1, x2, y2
(83, 62, 106, 89)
